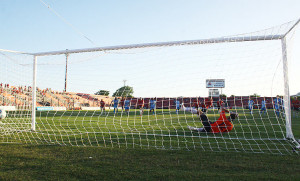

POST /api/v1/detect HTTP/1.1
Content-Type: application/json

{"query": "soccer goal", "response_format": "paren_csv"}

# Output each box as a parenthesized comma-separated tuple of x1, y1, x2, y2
(1, 19, 300, 154)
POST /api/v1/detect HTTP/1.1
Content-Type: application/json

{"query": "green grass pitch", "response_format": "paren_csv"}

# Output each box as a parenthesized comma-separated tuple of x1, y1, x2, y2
(0, 108, 299, 180)
(1, 108, 299, 154)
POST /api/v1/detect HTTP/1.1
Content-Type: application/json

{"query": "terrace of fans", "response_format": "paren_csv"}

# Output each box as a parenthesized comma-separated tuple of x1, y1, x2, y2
(0, 83, 299, 111)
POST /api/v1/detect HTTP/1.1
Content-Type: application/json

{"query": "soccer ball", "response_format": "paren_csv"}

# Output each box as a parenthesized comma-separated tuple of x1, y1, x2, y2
(0, 109, 6, 119)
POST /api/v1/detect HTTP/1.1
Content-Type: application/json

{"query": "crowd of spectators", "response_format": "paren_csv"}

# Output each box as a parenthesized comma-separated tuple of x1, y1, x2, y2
(1, 83, 299, 111)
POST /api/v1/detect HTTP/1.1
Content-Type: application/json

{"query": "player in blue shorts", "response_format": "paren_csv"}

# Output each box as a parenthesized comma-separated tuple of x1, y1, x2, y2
(149, 98, 156, 115)
(112, 97, 119, 113)
(273, 96, 283, 117)
(175, 98, 181, 114)
(248, 99, 254, 115)
(124, 98, 131, 115)
(279, 96, 284, 110)
(260, 99, 267, 115)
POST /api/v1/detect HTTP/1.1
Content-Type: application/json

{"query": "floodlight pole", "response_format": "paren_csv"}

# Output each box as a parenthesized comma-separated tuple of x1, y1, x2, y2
(31, 55, 37, 131)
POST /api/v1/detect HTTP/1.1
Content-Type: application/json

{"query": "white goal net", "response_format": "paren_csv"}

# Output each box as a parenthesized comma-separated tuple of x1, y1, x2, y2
(1, 20, 300, 154)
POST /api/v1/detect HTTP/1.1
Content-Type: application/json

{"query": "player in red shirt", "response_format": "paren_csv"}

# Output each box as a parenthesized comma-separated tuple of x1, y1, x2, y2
(188, 108, 238, 133)
(200, 101, 205, 112)
(201, 97, 213, 113)
(217, 98, 224, 110)
(100, 99, 105, 112)
(120, 98, 125, 110)
(193, 98, 200, 110)
(137, 98, 144, 116)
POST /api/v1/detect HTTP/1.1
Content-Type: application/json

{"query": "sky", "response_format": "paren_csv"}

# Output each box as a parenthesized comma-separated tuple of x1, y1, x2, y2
(0, 0, 300, 97)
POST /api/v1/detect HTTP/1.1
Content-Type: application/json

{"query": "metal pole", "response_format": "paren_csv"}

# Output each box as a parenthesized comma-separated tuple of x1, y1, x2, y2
(281, 37, 293, 139)
(31, 55, 37, 131)
(64, 52, 69, 92)
(33, 35, 283, 56)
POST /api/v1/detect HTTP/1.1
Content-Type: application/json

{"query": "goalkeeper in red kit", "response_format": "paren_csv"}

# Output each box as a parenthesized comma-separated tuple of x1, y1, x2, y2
(184, 107, 238, 133)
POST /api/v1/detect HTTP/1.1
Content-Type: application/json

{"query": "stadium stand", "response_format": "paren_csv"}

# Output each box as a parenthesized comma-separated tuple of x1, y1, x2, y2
(0, 83, 299, 111)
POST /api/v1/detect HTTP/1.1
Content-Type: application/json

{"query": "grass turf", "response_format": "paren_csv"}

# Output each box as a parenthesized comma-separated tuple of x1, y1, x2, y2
(0, 144, 299, 180)
(1, 108, 299, 154)
(0, 109, 299, 180)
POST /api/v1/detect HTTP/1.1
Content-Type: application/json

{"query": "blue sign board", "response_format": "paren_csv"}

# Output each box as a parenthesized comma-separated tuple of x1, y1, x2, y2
(36, 107, 54, 111)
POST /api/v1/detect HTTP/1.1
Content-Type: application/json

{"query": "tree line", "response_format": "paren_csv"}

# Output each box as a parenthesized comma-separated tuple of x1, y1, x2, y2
(95, 86, 134, 98)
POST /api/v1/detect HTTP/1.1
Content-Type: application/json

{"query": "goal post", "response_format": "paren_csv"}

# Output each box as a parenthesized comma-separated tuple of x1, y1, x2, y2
(31, 55, 37, 131)
(1, 19, 300, 154)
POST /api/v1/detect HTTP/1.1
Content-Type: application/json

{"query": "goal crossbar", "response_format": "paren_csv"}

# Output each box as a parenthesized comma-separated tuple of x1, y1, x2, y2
(32, 34, 284, 56)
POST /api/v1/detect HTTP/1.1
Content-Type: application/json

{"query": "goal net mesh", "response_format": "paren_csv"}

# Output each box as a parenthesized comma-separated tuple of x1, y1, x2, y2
(1, 20, 299, 154)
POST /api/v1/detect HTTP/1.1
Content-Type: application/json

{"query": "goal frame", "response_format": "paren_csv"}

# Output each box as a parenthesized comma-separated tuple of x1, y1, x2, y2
(1, 19, 299, 150)
(30, 34, 295, 139)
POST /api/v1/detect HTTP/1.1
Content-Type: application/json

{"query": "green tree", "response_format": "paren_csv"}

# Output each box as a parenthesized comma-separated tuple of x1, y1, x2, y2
(219, 94, 227, 98)
(95, 90, 110, 96)
(112, 86, 134, 98)
(250, 93, 260, 97)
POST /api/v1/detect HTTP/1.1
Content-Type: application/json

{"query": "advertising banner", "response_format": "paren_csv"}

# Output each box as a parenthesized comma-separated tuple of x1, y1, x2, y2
(206, 79, 225, 88)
